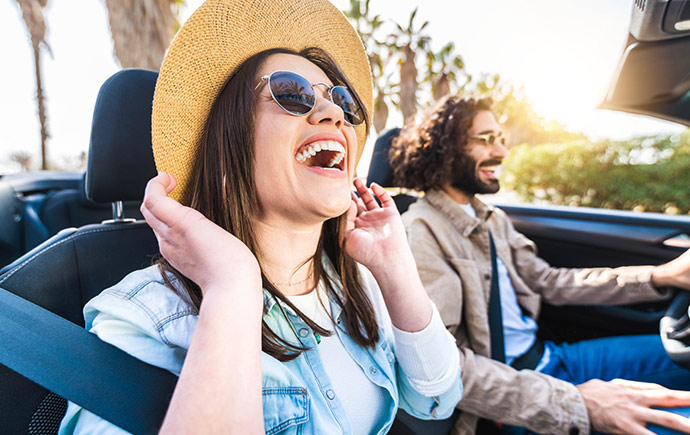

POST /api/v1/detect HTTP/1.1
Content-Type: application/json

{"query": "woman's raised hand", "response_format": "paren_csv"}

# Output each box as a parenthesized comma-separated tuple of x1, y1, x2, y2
(146, 173, 264, 434)
(141, 173, 262, 293)
(343, 179, 412, 275)
(344, 179, 433, 331)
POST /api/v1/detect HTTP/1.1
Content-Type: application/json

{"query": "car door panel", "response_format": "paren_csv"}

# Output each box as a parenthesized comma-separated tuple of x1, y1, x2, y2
(495, 202, 690, 343)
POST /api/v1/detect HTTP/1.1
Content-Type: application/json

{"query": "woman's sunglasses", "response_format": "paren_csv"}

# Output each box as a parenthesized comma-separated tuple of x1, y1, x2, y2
(255, 70, 365, 126)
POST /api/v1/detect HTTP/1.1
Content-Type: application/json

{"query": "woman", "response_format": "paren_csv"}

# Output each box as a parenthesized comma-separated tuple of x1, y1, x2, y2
(59, 0, 462, 433)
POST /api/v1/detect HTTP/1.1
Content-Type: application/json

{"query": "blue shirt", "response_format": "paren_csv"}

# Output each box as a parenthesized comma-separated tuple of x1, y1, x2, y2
(458, 203, 540, 364)
(58, 263, 462, 434)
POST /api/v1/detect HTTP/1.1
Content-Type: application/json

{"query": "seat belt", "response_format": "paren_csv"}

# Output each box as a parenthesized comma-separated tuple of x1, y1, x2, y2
(488, 233, 506, 363)
(0, 286, 178, 435)
(475, 233, 508, 435)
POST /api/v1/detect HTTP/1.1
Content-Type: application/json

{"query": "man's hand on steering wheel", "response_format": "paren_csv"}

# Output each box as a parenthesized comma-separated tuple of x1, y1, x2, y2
(653, 249, 690, 290)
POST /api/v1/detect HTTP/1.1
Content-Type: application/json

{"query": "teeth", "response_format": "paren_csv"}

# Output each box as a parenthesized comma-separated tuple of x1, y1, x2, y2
(327, 152, 344, 168)
(294, 140, 347, 167)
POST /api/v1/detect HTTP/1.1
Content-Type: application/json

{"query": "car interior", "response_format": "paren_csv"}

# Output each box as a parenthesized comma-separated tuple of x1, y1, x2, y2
(2, 1, 690, 434)
(0, 69, 171, 434)
(0, 171, 143, 268)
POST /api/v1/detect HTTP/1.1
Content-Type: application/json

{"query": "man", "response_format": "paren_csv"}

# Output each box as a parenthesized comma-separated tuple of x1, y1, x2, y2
(389, 95, 690, 435)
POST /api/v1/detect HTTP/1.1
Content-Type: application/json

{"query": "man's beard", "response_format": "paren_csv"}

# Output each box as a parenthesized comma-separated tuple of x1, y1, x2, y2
(450, 153, 501, 195)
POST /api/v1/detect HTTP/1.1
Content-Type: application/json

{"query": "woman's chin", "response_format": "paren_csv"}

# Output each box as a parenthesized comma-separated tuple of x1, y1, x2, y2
(315, 193, 351, 219)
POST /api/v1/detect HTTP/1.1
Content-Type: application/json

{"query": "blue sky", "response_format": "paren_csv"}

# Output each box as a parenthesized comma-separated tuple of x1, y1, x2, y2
(1, 0, 686, 173)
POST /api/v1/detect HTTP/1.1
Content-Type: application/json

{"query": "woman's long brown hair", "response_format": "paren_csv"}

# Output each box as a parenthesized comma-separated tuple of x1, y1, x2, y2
(158, 47, 378, 361)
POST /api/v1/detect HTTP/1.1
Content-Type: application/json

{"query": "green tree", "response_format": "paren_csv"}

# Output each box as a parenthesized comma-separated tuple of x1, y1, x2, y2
(502, 132, 690, 214)
(424, 42, 467, 101)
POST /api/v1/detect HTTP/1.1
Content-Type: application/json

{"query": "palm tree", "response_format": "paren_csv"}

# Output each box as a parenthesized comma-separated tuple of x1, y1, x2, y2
(425, 42, 467, 101)
(343, 0, 389, 132)
(104, 0, 182, 70)
(15, 0, 50, 170)
(370, 56, 399, 133)
(387, 8, 430, 124)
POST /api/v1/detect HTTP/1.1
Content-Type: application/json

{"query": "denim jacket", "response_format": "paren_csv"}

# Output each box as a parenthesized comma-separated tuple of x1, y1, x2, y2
(59, 262, 462, 434)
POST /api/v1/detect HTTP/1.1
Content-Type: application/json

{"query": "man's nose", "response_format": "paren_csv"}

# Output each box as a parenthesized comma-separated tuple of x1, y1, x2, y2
(491, 141, 508, 158)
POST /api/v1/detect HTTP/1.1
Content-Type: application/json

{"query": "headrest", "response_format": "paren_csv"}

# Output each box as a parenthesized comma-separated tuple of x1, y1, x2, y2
(366, 128, 401, 187)
(86, 69, 158, 203)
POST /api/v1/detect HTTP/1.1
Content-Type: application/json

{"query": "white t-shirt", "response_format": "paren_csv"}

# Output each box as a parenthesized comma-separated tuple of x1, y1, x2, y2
(287, 283, 388, 434)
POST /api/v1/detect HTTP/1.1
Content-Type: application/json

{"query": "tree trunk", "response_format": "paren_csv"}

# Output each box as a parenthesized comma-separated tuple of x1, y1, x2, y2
(32, 42, 49, 169)
(373, 91, 389, 133)
(16, 0, 49, 169)
(399, 45, 417, 124)
(432, 74, 451, 101)
(104, 0, 178, 70)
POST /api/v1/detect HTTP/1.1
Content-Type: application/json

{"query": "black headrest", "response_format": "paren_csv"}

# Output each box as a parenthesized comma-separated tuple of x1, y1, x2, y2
(366, 128, 401, 187)
(86, 69, 158, 203)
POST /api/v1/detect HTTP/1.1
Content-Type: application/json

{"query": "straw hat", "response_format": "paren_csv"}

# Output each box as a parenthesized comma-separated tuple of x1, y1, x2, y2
(151, 0, 373, 202)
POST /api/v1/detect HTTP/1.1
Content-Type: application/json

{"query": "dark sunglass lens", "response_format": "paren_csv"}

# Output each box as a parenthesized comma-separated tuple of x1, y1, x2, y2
(269, 72, 315, 115)
(331, 86, 364, 126)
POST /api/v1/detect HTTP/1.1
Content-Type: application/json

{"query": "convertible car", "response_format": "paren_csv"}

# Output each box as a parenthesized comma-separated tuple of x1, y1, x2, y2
(1, 1, 690, 434)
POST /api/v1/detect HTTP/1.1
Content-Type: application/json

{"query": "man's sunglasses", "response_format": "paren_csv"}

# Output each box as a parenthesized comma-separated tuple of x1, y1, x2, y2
(255, 70, 365, 126)
(470, 132, 507, 147)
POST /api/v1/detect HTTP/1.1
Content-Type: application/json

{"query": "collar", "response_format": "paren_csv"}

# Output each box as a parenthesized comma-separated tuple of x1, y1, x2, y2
(424, 189, 494, 237)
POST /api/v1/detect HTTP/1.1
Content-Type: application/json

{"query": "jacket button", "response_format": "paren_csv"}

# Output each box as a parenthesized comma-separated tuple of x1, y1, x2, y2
(298, 328, 309, 338)
(369, 366, 377, 375)
(326, 389, 335, 400)
(568, 424, 579, 435)
(484, 273, 490, 280)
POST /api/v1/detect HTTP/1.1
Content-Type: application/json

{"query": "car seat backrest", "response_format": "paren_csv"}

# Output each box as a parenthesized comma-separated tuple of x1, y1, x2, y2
(0, 69, 160, 435)
(86, 69, 158, 204)
(365, 128, 418, 214)
(37, 174, 144, 240)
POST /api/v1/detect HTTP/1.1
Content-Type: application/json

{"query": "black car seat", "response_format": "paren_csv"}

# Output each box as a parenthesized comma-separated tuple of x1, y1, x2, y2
(0, 69, 160, 434)
(365, 128, 419, 214)
(25, 173, 144, 252)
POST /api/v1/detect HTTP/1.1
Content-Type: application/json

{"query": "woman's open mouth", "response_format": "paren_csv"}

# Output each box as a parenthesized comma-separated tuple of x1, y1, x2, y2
(295, 140, 346, 172)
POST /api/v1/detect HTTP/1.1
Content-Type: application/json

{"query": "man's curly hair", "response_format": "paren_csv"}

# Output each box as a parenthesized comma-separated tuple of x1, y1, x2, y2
(389, 95, 493, 192)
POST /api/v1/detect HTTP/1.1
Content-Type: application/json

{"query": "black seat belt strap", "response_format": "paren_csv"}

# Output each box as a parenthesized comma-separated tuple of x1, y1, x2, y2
(487, 233, 506, 363)
(0, 287, 177, 435)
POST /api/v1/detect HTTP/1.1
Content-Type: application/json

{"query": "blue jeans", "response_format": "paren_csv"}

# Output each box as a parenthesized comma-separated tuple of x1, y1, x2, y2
(539, 334, 690, 389)
(507, 335, 690, 435)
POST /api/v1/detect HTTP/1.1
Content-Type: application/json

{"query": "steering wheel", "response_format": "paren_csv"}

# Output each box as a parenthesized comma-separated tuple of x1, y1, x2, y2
(660, 290, 690, 369)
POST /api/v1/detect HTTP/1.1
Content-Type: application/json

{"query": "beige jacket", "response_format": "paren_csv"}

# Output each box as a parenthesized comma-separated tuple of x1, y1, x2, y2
(402, 190, 668, 435)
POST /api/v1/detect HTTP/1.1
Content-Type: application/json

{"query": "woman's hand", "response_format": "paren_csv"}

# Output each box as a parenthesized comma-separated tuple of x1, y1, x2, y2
(344, 179, 432, 331)
(343, 179, 411, 274)
(140, 172, 262, 293)
(144, 174, 264, 434)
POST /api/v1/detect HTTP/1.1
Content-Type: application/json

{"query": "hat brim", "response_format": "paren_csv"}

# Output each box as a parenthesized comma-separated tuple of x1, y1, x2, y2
(151, 0, 373, 203)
